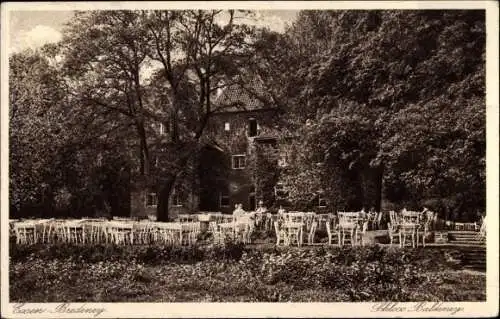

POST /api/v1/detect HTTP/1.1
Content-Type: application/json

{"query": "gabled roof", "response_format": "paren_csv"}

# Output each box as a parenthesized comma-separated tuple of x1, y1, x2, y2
(214, 80, 274, 113)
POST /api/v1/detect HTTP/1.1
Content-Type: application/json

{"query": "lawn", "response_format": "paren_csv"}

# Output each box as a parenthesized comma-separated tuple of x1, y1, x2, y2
(9, 243, 486, 302)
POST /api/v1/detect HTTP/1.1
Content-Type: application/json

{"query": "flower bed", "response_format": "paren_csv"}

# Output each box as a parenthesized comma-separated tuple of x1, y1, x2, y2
(9, 243, 485, 302)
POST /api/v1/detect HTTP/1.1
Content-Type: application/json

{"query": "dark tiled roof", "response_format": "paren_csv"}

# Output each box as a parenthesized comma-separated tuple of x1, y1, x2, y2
(214, 80, 273, 112)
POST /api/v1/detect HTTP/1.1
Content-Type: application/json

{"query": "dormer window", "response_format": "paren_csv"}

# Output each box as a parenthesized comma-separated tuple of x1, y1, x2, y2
(248, 118, 257, 137)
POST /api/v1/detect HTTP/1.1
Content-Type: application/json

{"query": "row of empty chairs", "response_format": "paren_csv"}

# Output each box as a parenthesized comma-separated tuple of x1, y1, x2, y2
(10, 218, 201, 246)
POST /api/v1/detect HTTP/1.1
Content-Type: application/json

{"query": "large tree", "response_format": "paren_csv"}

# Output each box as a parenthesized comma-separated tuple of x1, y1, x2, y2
(60, 10, 259, 220)
(249, 10, 485, 217)
(9, 46, 131, 218)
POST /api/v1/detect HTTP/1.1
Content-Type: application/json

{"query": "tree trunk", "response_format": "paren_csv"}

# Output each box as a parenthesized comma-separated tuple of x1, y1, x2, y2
(374, 165, 384, 212)
(361, 164, 384, 212)
(157, 175, 176, 222)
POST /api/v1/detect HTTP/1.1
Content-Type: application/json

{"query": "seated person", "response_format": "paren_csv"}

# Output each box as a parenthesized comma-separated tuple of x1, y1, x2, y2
(256, 200, 268, 214)
(360, 207, 367, 218)
(277, 205, 286, 215)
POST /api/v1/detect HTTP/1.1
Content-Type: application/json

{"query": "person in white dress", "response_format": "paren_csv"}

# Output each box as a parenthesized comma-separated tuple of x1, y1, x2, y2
(233, 203, 245, 219)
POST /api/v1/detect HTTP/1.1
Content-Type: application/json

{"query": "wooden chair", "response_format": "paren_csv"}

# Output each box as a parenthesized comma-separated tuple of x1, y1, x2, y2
(132, 222, 152, 245)
(209, 221, 225, 244)
(337, 212, 361, 246)
(274, 221, 287, 246)
(325, 218, 340, 245)
(400, 223, 419, 248)
(389, 211, 399, 226)
(66, 221, 86, 244)
(355, 221, 369, 246)
(418, 219, 431, 247)
(108, 222, 133, 245)
(285, 222, 303, 247)
(14, 222, 37, 245)
(307, 220, 318, 245)
(181, 222, 200, 246)
(387, 222, 401, 247)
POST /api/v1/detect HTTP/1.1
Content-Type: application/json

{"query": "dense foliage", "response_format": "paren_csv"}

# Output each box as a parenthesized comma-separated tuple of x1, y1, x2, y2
(9, 10, 486, 220)
(10, 243, 485, 302)
(9, 49, 132, 218)
(251, 10, 485, 218)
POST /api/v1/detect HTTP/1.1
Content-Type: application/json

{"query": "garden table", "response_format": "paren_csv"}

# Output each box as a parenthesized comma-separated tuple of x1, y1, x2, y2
(401, 211, 423, 224)
(178, 214, 197, 223)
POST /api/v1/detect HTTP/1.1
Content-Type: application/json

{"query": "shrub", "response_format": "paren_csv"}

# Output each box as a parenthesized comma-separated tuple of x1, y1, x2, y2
(10, 243, 485, 302)
(9, 241, 247, 265)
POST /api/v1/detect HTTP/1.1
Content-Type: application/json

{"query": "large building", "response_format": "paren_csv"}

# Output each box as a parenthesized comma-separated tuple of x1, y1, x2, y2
(130, 83, 296, 219)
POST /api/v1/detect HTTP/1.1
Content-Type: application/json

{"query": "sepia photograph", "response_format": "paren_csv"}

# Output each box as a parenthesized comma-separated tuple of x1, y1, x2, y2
(1, 1, 498, 318)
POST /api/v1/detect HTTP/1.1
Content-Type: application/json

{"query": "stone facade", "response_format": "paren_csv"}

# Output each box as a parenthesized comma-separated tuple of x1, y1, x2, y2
(129, 81, 293, 218)
(201, 108, 282, 213)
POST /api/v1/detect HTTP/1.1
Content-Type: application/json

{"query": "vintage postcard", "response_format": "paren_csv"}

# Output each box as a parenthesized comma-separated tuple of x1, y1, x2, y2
(1, 1, 498, 318)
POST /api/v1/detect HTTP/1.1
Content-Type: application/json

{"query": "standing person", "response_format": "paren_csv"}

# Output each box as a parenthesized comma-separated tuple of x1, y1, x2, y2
(368, 207, 376, 230)
(233, 203, 244, 219)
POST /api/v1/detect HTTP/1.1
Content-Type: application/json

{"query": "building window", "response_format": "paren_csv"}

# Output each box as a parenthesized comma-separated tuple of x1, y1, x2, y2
(224, 122, 230, 131)
(172, 192, 183, 207)
(232, 154, 246, 169)
(159, 123, 166, 135)
(146, 193, 158, 207)
(275, 183, 289, 200)
(248, 118, 257, 137)
(278, 152, 289, 167)
(172, 185, 186, 207)
(219, 192, 230, 208)
(318, 196, 327, 208)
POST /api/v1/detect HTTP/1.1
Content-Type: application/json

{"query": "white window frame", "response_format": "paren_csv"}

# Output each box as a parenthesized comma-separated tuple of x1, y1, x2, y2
(232, 154, 246, 170)
(219, 192, 230, 208)
(172, 191, 183, 207)
(318, 195, 327, 208)
(145, 193, 158, 207)
(278, 152, 289, 167)
(159, 123, 166, 135)
(224, 122, 230, 131)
